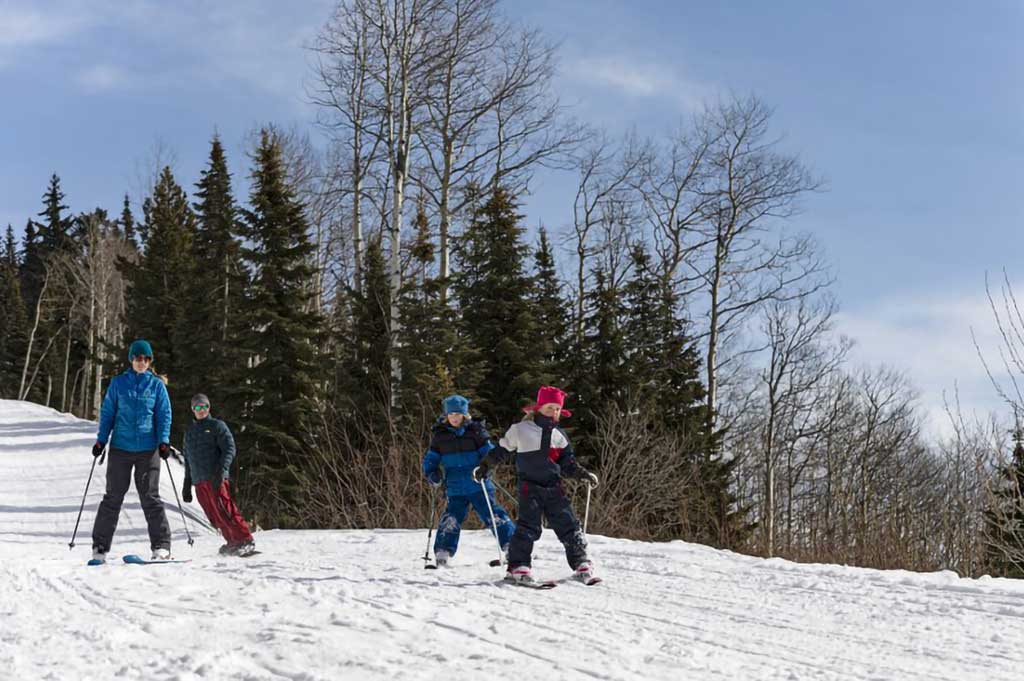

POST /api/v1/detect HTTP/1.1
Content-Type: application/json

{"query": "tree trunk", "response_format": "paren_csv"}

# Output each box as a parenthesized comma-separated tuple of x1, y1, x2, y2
(706, 253, 722, 432)
(389, 139, 407, 399)
(353, 146, 364, 291)
(764, 413, 776, 557)
(439, 137, 453, 303)
(19, 272, 48, 400)
(61, 330, 72, 412)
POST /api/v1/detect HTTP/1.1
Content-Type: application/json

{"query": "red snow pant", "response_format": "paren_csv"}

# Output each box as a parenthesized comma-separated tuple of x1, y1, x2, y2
(195, 480, 253, 544)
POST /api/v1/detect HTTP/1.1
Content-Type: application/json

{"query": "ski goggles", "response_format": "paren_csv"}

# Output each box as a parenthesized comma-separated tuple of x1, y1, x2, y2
(192, 404, 210, 412)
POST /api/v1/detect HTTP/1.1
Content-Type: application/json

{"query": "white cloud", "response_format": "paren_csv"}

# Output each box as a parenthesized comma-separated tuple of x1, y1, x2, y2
(835, 285, 1018, 439)
(74, 64, 129, 93)
(565, 54, 713, 111)
(0, 5, 88, 49)
(0, 1, 328, 108)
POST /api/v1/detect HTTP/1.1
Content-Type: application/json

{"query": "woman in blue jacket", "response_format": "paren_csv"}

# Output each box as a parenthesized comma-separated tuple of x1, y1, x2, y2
(422, 395, 514, 566)
(89, 339, 173, 563)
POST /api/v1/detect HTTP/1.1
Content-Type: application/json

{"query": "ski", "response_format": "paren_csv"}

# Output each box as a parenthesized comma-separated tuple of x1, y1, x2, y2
(503, 576, 558, 590)
(123, 554, 191, 565)
(574, 576, 602, 586)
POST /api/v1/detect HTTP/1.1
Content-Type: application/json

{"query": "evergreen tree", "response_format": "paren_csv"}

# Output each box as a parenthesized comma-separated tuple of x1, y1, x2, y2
(21, 175, 78, 409)
(35, 174, 75, 253)
(566, 267, 630, 456)
(395, 204, 483, 424)
(118, 194, 138, 247)
(19, 220, 44, 312)
(342, 237, 393, 435)
(122, 166, 196, 438)
(0, 226, 29, 398)
(568, 247, 751, 547)
(528, 227, 571, 386)
(453, 186, 537, 426)
(621, 245, 706, 425)
(236, 130, 323, 527)
(621, 245, 749, 547)
(985, 433, 1024, 578)
(175, 136, 248, 429)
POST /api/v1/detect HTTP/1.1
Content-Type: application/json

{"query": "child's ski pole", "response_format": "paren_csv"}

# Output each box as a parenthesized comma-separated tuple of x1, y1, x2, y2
(479, 477, 505, 567)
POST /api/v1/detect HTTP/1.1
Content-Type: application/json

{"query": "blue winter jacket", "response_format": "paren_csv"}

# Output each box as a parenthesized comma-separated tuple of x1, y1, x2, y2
(422, 419, 495, 497)
(96, 369, 172, 452)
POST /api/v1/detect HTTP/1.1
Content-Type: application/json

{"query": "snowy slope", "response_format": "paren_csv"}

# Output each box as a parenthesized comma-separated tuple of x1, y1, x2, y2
(2, 399, 1023, 681)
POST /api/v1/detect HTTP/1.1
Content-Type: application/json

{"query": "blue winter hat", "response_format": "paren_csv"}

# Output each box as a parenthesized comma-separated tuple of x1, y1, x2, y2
(442, 394, 470, 416)
(128, 339, 153, 361)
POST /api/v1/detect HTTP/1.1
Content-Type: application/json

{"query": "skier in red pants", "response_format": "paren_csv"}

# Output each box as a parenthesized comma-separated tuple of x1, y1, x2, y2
(181, 393, 256, 556)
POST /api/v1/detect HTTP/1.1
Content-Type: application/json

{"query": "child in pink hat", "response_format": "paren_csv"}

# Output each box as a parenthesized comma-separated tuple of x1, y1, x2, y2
(474, 386, 600, 585)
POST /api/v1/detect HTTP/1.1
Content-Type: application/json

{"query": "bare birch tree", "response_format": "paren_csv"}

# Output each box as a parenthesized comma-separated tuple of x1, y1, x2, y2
(568, 133, 647, 342)
(19, 266, 64, 402)
(312, 7, 386, 291)
(636, 123, 714, 288)
(757, 292, 850, 556)
(692, 95, 824, 427)
(971, 271, 1024, 575)
(60, 211, 133, 418)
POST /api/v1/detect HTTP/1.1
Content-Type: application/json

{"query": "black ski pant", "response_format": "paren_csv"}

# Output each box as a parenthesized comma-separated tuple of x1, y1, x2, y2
(91, 447, 171, 553)
(507, 480, 588, 570)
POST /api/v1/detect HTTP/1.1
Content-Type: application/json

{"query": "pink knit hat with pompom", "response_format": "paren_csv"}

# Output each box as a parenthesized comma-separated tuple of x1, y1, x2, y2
(522, 385, 572, 417)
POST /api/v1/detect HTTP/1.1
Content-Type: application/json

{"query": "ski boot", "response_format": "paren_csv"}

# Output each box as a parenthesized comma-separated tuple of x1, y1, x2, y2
(504, 565, 535, 585)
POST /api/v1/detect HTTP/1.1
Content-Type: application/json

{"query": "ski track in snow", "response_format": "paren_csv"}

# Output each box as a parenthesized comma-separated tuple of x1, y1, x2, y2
(2, 399, 1023, 681)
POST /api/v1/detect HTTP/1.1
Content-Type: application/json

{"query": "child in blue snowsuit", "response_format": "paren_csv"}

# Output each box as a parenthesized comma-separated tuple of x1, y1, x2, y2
(422, 395, 515, 566)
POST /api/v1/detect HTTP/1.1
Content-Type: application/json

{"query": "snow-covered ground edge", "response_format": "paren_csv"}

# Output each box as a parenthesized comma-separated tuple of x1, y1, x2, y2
(3, 399, 1024, 681)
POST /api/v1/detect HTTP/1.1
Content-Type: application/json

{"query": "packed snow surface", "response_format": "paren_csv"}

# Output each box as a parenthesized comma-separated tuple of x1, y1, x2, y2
(2, 398, 1023, 680)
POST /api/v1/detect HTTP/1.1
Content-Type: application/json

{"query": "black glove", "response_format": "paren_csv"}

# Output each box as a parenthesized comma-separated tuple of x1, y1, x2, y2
(577, 468, 599, 488)
(472, 462, 490, 482)
(426, 471, 443, 487)
(158, 443, 170, 460)
(92, 442, 105, 458)
(211, 473, 223, 492)
(182, 474, 193, 503)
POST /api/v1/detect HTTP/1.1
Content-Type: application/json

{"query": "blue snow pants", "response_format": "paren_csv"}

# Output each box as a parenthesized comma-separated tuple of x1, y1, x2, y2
(507, 481, 588, 570)
(434, 487, 515, 556)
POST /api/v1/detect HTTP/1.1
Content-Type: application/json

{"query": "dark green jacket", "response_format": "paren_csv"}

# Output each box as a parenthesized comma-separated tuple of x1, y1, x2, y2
(183, 416, 236, 483)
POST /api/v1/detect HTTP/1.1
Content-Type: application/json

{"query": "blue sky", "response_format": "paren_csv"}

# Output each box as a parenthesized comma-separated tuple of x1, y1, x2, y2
(2, 0, 1022, 435)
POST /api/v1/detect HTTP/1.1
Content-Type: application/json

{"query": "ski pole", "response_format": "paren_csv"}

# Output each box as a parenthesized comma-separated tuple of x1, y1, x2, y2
(479, 477, 505, 567)
(583, 481, 593, 536)
(69, 447, 105, 549)
(163, 453, 194, 546)
(423, 486, 442, 569)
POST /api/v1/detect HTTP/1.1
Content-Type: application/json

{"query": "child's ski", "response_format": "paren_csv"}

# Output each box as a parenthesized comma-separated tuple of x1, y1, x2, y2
(503, 575, 558, 590)
(122, 554, 191, 565)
